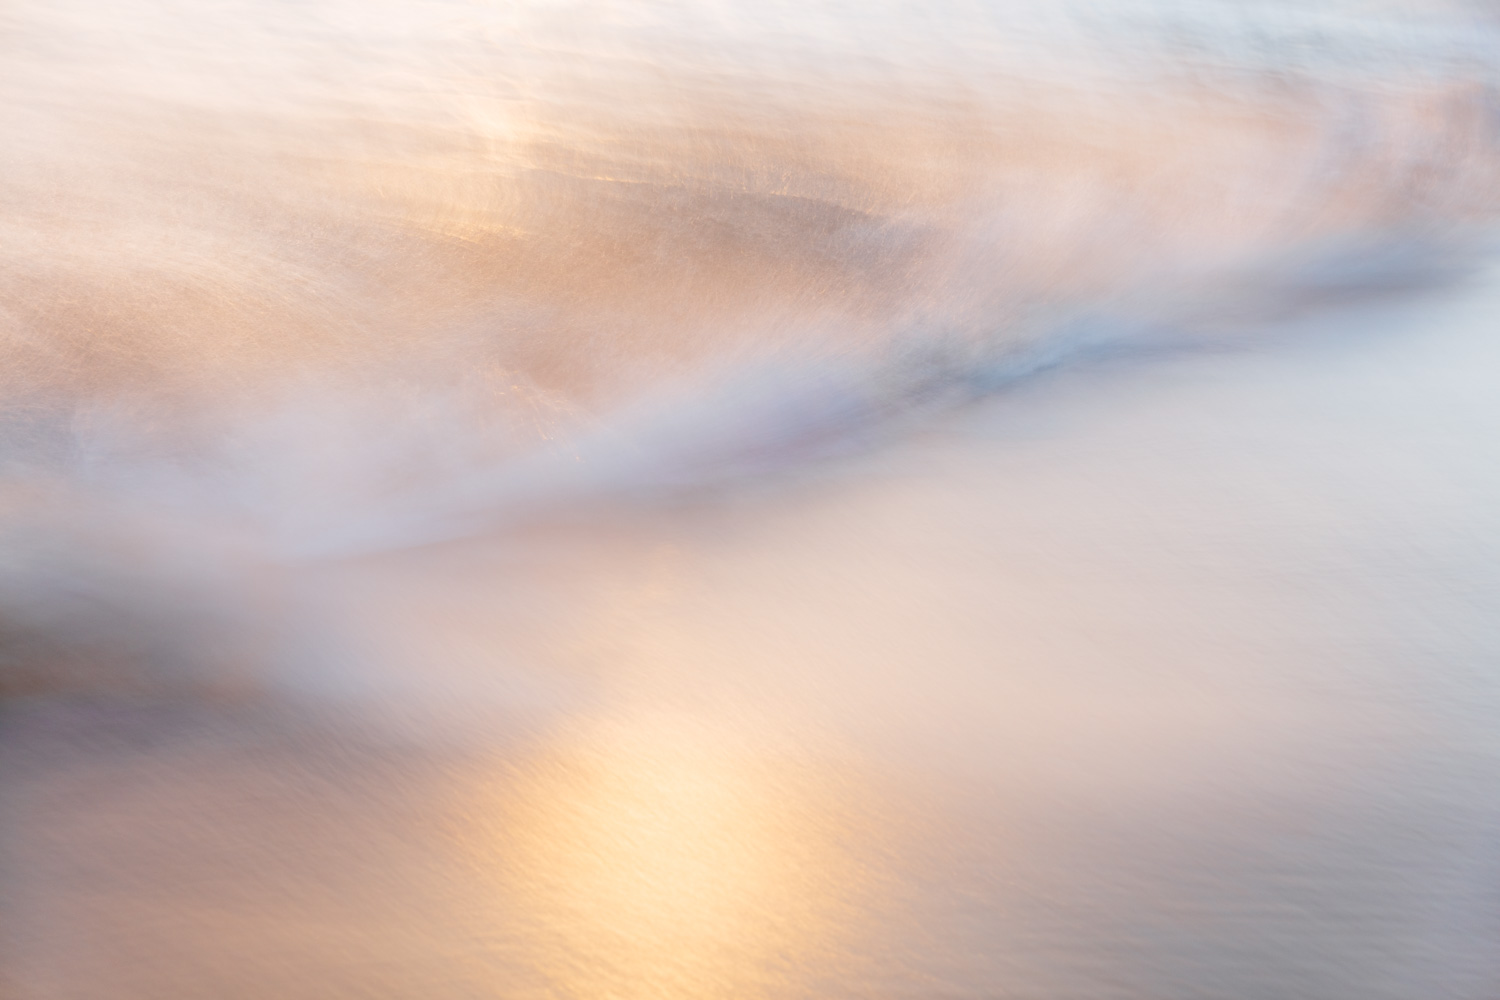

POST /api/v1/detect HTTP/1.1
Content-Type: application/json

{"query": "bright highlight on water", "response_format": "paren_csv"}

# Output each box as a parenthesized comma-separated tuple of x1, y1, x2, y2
(2, 1, 1499, 997)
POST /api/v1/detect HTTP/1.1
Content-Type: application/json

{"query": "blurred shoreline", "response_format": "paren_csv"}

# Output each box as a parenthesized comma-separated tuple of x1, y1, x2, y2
(3, 1, 1500, 997)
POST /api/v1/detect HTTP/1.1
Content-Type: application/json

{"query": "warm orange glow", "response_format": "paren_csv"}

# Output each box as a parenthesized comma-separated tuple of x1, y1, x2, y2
(455, 712, 868, 998)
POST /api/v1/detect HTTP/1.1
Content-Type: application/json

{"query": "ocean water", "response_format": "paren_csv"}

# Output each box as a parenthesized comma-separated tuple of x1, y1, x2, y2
(2, 1, 1500, 997)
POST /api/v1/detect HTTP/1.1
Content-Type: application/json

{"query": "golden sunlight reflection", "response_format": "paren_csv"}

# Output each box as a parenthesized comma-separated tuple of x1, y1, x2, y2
(454, 711, 872, 999)
(5, 0, 1500, 996)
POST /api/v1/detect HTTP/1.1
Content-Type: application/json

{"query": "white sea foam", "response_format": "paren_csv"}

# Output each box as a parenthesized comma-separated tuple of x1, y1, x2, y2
(3, 4, 1500, 996)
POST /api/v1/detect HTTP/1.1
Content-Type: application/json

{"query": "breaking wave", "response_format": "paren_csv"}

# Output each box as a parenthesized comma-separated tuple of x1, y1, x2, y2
(1, 0, 1498, 695)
